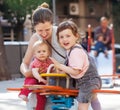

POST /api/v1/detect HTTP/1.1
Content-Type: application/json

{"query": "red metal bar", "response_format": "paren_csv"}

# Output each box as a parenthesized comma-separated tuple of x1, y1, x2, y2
(87, 24, 92, 52)
(93, 89, 120, 94)
(7, 88, 23, 91)
(7, 86, 120, 94)
(111, 24, 116, 75)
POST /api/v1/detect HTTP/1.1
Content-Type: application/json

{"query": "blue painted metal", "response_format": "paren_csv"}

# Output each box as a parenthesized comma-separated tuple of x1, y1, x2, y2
(49, 96, 74, 110)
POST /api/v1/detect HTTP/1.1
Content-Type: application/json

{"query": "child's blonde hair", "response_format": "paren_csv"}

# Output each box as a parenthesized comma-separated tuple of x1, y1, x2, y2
(33, 40, 51, 55)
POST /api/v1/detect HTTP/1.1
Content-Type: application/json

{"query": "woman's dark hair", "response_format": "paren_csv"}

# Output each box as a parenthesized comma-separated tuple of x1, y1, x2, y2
(32, 2, 53, 26)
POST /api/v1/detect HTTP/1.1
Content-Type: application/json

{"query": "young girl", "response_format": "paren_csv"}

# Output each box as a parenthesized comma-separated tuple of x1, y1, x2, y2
(19, 41, 53, 110)
(50, 20, 102, 110)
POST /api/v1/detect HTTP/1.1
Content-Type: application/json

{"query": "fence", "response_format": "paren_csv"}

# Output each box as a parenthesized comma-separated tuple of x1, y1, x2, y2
(4, 41, 28, 79)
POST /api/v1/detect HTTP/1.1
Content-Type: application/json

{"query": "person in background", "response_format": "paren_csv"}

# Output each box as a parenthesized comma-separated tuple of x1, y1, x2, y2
(50, 20, 102, 110)
(23, 14, 32, 41)
(20, 2, 65, 110)
(94, 33, 108, 58)
(94, 16, 112, 50)
(19, 41, 53, 109)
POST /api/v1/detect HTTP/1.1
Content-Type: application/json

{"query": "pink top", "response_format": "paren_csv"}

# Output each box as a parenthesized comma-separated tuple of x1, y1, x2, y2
(30, 58, 53, 73)
(67, 44, 89, 79)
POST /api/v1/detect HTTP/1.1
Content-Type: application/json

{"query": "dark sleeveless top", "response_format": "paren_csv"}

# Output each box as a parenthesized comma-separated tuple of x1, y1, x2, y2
(65, 45, 101, 89)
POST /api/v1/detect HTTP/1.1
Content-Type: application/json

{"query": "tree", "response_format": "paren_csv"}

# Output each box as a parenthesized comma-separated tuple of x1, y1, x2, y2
(0, 22, 11, 80)
(3, 0, 51, 40)
(0, 0, 11, 80)
(0, 0, 50, 80)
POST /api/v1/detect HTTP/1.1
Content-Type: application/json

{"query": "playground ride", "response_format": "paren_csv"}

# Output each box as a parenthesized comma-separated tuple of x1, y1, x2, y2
(7, 66, 120, 110)
(7, 73, 120, 110)
(7, 77, 120, 110)
(7, 25, 120, 110)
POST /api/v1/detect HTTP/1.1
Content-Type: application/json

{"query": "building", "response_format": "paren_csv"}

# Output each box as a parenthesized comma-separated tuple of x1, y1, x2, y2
(54, 0, 112, 31)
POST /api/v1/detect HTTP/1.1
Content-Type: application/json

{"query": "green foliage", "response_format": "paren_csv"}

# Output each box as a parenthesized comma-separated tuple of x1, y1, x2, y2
(4, 0, 50, 21)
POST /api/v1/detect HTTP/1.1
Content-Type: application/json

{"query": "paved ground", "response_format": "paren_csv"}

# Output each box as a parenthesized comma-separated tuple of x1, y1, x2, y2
(0, 78, 79, 110)
(3, 78, 120, 110)
(0, 78, 26, 110)
(3, 78, 119, 110)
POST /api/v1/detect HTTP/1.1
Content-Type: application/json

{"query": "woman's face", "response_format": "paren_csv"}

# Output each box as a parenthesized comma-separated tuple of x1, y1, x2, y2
(35, 21, 53, 40)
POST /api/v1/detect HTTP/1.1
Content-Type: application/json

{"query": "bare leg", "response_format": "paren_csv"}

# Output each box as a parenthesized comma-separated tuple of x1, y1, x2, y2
(78, 102, 89, 110)
(91, 94, 101, 110)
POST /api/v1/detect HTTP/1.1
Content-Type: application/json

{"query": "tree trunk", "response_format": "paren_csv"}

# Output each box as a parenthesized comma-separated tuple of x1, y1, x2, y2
(0, 22, 11, 80)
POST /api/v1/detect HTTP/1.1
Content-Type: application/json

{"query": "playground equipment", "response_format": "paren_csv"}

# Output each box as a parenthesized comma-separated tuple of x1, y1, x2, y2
(7, 64, 77, 110)
(7, 78, 120, 110)
(7, 25, 120, 110)
(7, 70, 120, 110)
(87, 24, 117, 88)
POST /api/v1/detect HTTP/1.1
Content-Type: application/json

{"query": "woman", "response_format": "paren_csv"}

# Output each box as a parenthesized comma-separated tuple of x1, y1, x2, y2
(20, 2, 65, 110)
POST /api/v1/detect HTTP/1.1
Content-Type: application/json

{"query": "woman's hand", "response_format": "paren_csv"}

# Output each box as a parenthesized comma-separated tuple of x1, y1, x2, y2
(20, 63, 33, 77)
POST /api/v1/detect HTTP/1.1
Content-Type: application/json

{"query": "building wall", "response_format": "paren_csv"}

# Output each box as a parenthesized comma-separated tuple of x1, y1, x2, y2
(84, 0, 112, 29)
(55, 0, 112, 31)
(55, 0, 79, 26)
